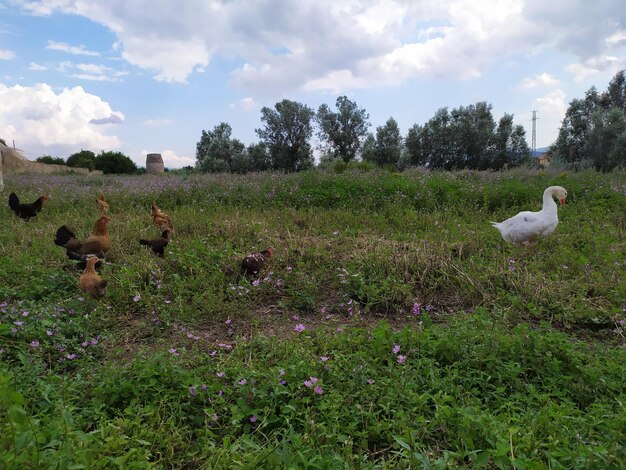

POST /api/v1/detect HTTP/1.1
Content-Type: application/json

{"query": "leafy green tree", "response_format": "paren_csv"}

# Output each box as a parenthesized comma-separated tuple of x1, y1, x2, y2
(404, 124, 427, 167)
(491, 114, 530, 169)
(450, 102, 496, 169)
(94, 151, 137, 174)
(587, 108, 626, 171)
(316, 96, 370, 162)
(256, 99, 315, 172)
(374, 117, 403, 167)
(67, 150, 96, 170)
(36, 155, 65, 165)
(360, 133, 376, 163)
(246, 143, 271, 172)
(195, 122, 246, 173)
(553, 70, 626, 171)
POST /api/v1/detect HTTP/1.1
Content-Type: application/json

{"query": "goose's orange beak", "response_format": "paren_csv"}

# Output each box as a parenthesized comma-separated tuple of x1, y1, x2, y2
(559, 199, 566, 206)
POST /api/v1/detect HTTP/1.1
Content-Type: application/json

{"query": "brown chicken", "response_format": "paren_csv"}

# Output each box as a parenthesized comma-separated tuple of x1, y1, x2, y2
(241, 247, 273, 276)
(151, 203, 173, 232)
(79, 257, 107, 299)
(8, 192, 49, 220)
(139, 230, 170, 257)
(96, 193, 109, 214)
(54, 216, 112, 262)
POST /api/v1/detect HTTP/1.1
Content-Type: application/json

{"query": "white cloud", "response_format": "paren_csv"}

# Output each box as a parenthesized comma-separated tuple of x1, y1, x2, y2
(229, 97, 257, 111)
(29, 62, 48, 71)
(0, 82, 123, 156)
(46, 40, 100, 56)
(57, 61, 128, 81)
(0, 49, 16, 60)
(566, 56, 625, 82)
(534, 89, 567, 117)
(519, 73, 559, 90)
(17, 0, 626, 96)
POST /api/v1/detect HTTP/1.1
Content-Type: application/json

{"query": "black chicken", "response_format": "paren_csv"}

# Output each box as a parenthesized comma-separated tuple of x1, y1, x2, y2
(8, 192, 48, 220)
(139, 230, 170, 257)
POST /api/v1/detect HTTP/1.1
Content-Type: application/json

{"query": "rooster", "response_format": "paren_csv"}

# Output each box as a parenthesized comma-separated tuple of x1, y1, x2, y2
(151, 203, 173, 232)
(8, 192, 49, 220)
(241, 247, 273, 276)
(139, 230, 171, 257)
(79, 257, 107, 299)
(54, 216, 112, 263)
(96, 193, 109, 214)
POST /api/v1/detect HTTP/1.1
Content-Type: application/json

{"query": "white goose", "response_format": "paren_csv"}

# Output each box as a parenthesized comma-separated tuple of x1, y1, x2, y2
(491, 186, 567, 246)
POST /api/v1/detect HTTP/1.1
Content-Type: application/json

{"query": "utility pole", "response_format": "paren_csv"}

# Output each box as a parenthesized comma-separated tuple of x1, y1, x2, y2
(531, 110, 537, 157)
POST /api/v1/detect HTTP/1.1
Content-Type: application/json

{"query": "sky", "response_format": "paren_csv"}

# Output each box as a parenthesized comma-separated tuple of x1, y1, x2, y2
(1, 0, 625, 169)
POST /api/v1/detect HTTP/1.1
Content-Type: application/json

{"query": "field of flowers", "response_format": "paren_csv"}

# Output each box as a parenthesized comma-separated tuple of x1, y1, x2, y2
(1, 168, 625, 468)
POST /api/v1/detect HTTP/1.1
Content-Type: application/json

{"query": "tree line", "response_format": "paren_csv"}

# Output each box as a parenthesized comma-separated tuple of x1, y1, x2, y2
(552, 70, 626, 172)
(196, 97, 531, 173)
(35, 150, 139, 174)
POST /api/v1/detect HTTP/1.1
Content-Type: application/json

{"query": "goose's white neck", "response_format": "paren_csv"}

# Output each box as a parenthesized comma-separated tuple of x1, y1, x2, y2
(542, 187, 558, 213)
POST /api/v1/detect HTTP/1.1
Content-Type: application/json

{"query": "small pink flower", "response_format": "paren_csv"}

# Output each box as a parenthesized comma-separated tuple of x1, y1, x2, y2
(189, 386, 197, 396)
(252, 279, 260, 286)
(30, 340, 39, 348)
(367, 379, 375, 385)
(320, 356, 329, 362)
(216, 372, 225, 378)
(314, 385, 324, 395)
(294, 323, 305, 333)
(238, 378, 247, 385)
(46, 330, 53, 336)
(250, 415, 257, 423)
(133, 294, 141, 302)
(66, 353, 77, 360)
(397, 355, 406, 364)
(412, 303, 421, 315)
(169, 348, 180, 356)
(392, 344, 401, 354)
(279, 369, 285, 376)
(225, 319, 232, 324)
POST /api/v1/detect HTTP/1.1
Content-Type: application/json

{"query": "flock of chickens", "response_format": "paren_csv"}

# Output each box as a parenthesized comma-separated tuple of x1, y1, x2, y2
(7, 184, 567, 300)
(7, 192, 273, 299)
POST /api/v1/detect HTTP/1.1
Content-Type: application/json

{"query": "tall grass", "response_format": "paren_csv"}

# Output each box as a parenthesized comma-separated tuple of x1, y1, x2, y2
(1, 168, 625, 468)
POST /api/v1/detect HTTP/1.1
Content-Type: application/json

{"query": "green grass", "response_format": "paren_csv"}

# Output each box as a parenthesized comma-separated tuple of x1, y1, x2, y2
(1, 168, 625, 468)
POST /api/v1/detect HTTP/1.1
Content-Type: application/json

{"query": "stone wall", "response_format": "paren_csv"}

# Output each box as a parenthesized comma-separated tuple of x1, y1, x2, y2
(1, 144, 102, 176)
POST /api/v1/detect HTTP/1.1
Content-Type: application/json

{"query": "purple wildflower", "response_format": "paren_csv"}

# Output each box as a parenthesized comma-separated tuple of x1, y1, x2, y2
(133, 294, 141, 302)
(238, 378, 247, 385)
(189, 386, 197, 396)
(30, 340, 39, 348)
(320, 356, 329, 362)
(392, 344, 401, 354)
(314, 385, 324, 395)
(294, 323, 305, 333)
(412, 303, 421, 315)
(397, 355, 406, 364)
(169, 348, 180, 356)
(250, 415, 257, 423)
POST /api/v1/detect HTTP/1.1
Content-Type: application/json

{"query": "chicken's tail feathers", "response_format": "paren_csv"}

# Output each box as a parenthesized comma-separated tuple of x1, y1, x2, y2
(54, 225, 76, 247)
(67, 251, 103, 269)
(8, 192, 19, 210)
(490, 221, 501, 229)
(99, 280, 108, 289)
(139, 239, 150, 246)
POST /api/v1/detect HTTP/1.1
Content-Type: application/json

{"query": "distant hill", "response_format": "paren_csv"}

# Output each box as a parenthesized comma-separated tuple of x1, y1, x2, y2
(532, 146, 551, 157)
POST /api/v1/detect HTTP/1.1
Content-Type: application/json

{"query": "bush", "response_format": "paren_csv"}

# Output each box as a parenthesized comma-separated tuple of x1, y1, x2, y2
(94, 151, 138, 174)
(67, 150, 96, 171)
(36, 155, 65, 165)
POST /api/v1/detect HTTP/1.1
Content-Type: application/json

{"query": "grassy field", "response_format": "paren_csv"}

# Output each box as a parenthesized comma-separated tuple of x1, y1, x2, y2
(1, 168, 625, 468)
